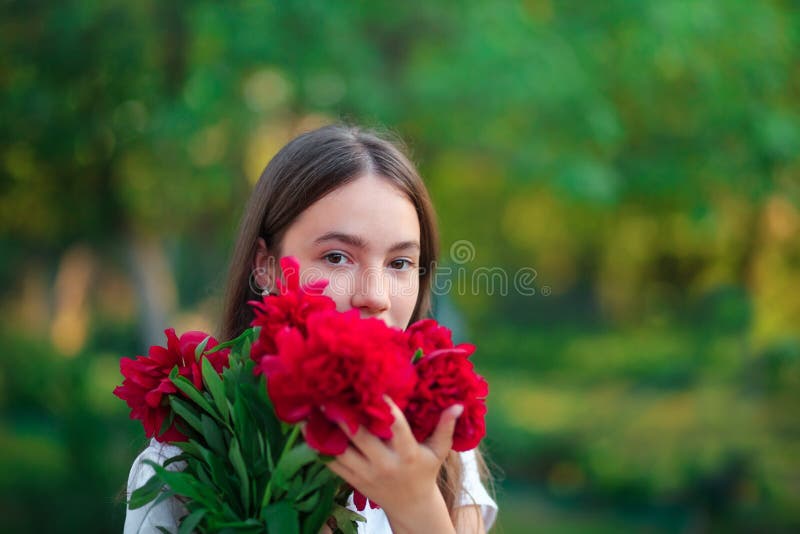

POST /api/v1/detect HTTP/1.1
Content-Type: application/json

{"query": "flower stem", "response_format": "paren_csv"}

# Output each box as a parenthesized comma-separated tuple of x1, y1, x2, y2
(261, 424, 302, 509)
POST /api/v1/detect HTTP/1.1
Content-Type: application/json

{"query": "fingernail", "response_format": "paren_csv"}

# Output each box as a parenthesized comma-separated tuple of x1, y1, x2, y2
(451, 404, 464, 417)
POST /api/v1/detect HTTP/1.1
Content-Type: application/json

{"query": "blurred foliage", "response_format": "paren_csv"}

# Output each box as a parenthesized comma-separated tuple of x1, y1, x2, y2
(1, 0, 799, 532)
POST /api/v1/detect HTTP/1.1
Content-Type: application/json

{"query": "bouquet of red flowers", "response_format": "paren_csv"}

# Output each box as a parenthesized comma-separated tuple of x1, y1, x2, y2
(114, 257, 488, 533)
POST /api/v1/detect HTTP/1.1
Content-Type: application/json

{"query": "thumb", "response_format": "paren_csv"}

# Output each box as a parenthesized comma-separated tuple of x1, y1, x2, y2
(425, 404, 463, 460)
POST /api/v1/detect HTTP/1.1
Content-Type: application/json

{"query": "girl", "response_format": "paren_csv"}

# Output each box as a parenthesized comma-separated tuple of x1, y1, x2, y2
(125, 124, 497, 533)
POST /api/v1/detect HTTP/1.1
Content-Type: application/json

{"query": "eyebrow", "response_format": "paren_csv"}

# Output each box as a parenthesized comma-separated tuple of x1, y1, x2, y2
(314, 231, 420, 253)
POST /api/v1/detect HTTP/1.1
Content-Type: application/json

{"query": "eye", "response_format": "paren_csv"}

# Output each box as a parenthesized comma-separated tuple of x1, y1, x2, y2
(389, 258, 414, 270)
(323, 252, 349, 266)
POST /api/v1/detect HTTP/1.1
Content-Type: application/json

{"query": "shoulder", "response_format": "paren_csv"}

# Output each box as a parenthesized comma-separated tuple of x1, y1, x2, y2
(457, 448, 498, 531)
(124, 439, 185, 534)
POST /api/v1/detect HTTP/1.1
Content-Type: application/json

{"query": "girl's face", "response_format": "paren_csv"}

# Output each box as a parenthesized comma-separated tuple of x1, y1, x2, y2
(255, 174, 421, 329)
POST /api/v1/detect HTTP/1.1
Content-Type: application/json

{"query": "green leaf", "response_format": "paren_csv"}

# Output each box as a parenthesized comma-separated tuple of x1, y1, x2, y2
(195, 462, 214, 488)
(198, 446, 240, 507)
(229, 437, 250, 509)
(294, 490, 319, 512)
(263, 501, 299, 534)
(128, 473, 164, 510)
(163, 454, 191, 469)
(176, 439, 209, 462)
(285, 475, 304, 501)
(412, 347, 424, 363)
(210, 518, 263, 533)
(300, 480, 337, 534)
(257, 431, 268, 463)
(230, 393, 252, 454)
(202, 356, 229, 422)
(194, 335, 212, 361)
(331, 504, 366, 534)
(150, 489, 177, 509)
(158, 407, 176, 437)
(298, 465, 337, 498)
(142, 460, 216, 504)
(170, 397, 203, 434)
(241, 335, 253, 366)
(205, 327, 258, 354)
(201, 413, 226, 456)
(178, 509, 206, 534)
(272, 443, 317, 491)
(171, 373, 218, 419)
(241, 383, 282, 460)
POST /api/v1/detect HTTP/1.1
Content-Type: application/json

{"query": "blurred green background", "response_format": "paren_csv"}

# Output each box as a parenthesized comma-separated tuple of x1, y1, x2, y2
(1, 0, 799, 532)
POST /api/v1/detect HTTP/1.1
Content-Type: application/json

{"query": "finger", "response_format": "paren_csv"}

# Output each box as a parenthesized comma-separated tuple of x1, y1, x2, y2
(424, 404, 463, 461)
(333, 443, 369, 474)
(327, 458, 359, 485)
(345, 424, 392, 463)
(383, 395, 417, 451)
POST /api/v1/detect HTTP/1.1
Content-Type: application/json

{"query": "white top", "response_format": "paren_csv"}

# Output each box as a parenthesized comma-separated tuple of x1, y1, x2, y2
(125, 439, 498, 534)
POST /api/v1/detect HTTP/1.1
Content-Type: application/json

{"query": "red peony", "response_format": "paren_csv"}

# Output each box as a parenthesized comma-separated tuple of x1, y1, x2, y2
(406, 318, 455, 354)
(259, 309, 417, 455)
(249, 256, 336, 360)
(353, 489, 381, 512)
(113, 328, 229, 442)
(404, 345, 488, 452)
(406, 318, 475, 357)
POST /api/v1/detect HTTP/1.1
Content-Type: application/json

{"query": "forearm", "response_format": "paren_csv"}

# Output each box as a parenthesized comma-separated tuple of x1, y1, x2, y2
(384, 485, 456, 534)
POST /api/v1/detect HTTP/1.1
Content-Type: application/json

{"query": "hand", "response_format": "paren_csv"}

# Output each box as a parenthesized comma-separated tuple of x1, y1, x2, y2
(325, 397, 463, 534)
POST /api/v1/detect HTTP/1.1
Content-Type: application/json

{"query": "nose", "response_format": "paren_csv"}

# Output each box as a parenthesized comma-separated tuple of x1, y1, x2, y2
(350, 266, 391, 317)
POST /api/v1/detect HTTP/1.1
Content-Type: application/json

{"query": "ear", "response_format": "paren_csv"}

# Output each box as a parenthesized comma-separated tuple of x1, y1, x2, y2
(253, 237, 277, 294)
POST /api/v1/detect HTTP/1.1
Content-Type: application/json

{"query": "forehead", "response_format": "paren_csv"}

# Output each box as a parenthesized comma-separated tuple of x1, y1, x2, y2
(284, 174, 421, 249)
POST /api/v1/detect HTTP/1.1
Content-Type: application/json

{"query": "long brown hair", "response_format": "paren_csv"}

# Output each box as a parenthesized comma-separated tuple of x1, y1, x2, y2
(220, 123, 480, 522)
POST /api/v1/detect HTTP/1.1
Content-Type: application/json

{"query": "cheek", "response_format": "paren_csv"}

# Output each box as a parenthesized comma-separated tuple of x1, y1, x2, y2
(321, 270, 356, 312)
(390, 275, 420, 324)
(296, 264, 350, 311)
